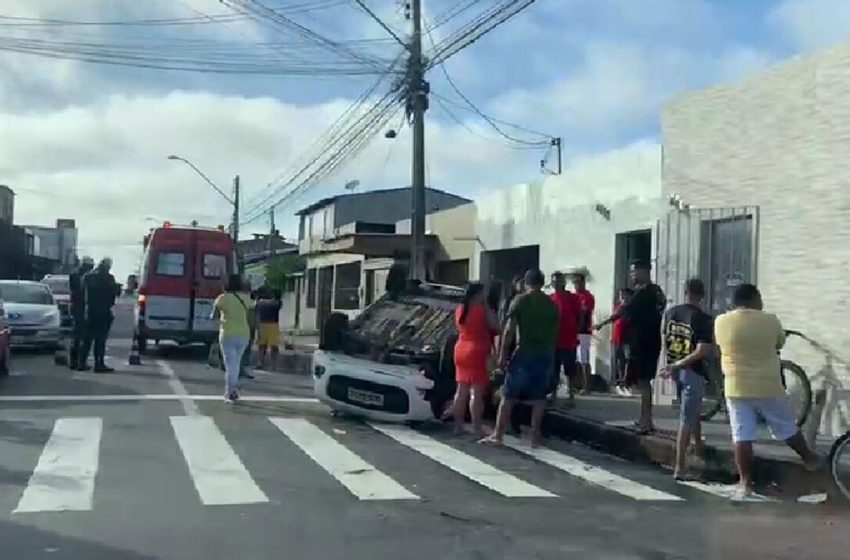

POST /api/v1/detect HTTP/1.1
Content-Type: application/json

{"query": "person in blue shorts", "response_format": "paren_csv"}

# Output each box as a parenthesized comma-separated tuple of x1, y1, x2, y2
(659, 278, 713, 480)
(482, 268, 557, 448)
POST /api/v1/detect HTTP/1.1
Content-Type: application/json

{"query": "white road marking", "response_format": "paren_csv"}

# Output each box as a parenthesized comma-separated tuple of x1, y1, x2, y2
(371, 424, 554, 498)
(503, 436, 684, 501)
(271, 418, 418, 501)
(675, 480, 739, 499)
(170, 416, 268, 506)
(156, 360, 199, 416)
(797, 493, 827, 504)
(14, 418, 103, 513)
(0, 394, 320, 403)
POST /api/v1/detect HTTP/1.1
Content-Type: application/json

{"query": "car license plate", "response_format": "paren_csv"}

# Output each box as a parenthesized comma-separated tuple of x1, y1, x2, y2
(347, 387, 384, 406)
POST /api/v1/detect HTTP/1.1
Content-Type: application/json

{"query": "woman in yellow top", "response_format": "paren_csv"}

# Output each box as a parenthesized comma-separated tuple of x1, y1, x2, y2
(212, 274, 254, 403)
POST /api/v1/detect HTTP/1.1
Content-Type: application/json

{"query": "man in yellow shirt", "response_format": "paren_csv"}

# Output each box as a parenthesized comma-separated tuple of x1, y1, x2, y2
(714, 283, 823, 501)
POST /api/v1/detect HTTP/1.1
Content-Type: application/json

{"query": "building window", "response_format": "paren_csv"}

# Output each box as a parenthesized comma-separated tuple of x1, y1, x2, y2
(156, 252, 185, 277)
(306, 268, 317, 308)
(334, 262, 361, 310)
(203, 254, 227, 279)
(310, 209, 325, 238)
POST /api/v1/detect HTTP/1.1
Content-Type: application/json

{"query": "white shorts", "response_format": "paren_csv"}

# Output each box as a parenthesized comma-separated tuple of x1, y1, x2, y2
(726, 397, 799, 443)
(576, 334, 592, 365)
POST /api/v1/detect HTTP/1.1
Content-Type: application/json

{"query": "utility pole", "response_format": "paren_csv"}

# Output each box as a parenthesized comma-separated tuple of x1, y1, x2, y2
(268, 207, 276, 255)
(408, 0, 428, 281)
(232, 175, 240, 243)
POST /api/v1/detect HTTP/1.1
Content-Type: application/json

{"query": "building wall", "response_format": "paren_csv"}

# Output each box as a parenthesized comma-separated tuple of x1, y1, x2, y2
(24, 223, 78, 269)
(472, 143, 664, 379)
(662, 42, 850, 434)
(397, 202, 477, 264)
(0, 185, 13, 224)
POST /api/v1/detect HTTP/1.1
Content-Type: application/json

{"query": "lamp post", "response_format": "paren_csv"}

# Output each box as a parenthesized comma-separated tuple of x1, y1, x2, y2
(166, 155, 239, 242)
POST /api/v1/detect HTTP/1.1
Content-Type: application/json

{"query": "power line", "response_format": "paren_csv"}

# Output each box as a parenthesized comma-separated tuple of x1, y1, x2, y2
(351, 0, 408, 50)
(423, 14, 550, 148)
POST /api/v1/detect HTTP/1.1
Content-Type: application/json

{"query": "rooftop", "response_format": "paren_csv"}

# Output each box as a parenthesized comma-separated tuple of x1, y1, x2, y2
(295, 186, 471, 216)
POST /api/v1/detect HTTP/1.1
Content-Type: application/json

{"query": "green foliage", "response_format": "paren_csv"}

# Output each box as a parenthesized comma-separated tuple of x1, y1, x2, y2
(265, 253, 305, 291)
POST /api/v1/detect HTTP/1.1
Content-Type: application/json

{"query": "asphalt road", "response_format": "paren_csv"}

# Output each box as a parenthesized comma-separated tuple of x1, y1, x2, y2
(0, 312, 846, 559)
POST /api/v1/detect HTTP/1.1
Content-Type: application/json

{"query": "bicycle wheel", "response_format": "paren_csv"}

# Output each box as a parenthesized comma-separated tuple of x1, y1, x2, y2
(700, 362, 725, 421)
(780, 360, 812, 427)
(700, 378, 726, 421)
(828, 431, 850, 503)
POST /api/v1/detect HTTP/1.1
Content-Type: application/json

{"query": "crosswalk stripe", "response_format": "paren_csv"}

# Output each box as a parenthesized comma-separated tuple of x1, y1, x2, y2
(14, 418, 102, 513)
(503, 436, 684, 502)
(270, 418, 418, 501)
(371, 424, 555, 498)
(170, 416, 268, 506)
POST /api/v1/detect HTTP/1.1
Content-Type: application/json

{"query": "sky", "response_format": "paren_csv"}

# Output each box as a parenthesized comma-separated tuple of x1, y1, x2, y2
(1, 0, 849, 280)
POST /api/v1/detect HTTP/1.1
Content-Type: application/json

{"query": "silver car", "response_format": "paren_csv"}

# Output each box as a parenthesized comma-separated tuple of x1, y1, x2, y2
(0, 280, 62, 349)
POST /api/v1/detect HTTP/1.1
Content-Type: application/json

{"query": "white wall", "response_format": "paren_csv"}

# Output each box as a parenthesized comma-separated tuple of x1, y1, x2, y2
(473, 142, 664, 379)
(663, 41, 850, 435)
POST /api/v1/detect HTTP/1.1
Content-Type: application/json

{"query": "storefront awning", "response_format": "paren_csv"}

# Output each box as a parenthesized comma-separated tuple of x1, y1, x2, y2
(311, 233, 437, 257)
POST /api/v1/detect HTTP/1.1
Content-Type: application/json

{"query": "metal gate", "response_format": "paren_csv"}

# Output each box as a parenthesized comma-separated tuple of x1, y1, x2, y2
(654, 205, 759, 313)
(653, 204, 759, 404)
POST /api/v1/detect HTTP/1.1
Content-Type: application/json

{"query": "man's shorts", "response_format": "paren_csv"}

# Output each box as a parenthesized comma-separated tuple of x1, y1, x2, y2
(674, 369, 705, 428)
(576, 334, 592, 365)
(549, 348, 577, 392)
(256, 322, 280, 347)
(504, 352, 551, 402)
(622, 339, 660, 385)
(726, 396, 799, 443)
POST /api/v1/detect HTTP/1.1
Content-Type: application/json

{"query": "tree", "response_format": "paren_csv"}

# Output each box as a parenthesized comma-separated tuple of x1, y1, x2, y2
(265, 253, 305, 292)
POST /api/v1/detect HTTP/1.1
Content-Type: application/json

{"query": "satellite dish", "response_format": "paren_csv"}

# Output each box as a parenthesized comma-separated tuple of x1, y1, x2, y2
(344, 180, 360, 192)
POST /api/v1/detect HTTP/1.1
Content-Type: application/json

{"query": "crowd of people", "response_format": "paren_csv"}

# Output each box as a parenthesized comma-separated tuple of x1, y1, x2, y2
(68, 256, 119, 372)
(446, 260, 824, 501)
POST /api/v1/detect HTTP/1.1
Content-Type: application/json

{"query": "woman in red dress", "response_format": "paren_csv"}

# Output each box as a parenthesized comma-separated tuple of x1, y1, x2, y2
(450, 282, 500, 436)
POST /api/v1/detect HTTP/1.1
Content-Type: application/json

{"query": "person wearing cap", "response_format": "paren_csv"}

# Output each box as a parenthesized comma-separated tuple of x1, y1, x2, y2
(68, 256, 95, 370)
(594, 259, 666, 433)
(79, 257, 118, 372)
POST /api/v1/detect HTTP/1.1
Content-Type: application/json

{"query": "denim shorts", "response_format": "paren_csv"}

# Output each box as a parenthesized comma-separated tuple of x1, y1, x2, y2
(726, 396, 798, 443)
(504, 352, 551, 401)
(675, 368, 705, 428)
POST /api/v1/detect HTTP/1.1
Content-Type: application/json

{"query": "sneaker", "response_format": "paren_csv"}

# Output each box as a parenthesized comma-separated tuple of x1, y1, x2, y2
(730, 488, 769, 503)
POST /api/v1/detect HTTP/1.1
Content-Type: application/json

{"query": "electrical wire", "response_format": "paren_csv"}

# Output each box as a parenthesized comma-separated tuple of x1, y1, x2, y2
(423, 13, 550, 147)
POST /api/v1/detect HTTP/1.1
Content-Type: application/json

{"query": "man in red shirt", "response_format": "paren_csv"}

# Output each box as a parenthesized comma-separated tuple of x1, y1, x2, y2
(549, 272, 581, 405)
(573, 272, 595, 393)
(611, 288, 633, 388)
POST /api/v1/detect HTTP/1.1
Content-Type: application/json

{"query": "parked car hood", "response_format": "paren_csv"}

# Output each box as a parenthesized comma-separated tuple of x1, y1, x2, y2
(1, 302, 59, 325)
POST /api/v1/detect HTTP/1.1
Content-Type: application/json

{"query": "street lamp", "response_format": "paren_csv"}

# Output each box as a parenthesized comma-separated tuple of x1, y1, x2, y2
(166, 155, 240, 242)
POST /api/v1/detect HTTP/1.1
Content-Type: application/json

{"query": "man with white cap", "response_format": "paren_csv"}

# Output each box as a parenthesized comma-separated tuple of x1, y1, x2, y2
(79, 257, 117, 372)
(68, 256, 95, 370)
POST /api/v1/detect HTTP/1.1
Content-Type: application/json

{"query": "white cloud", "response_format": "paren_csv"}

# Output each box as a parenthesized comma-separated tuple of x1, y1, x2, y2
(769, 0, 850, 50)
(2, 90, 536, 279)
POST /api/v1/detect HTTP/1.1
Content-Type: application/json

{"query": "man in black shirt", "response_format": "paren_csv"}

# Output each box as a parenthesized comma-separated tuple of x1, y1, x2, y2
(659, 278, 714, 480)
(595, 260, 665, 433)
(68, 256, 94, 370)
(79, 257, 117, 372)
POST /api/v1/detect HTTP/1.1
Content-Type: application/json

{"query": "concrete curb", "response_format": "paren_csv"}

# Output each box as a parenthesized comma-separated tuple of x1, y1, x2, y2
(537, 407, 835, 501)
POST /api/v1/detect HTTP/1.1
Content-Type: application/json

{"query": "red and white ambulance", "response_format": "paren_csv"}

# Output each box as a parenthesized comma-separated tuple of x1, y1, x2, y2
(134, 221, 236, 352)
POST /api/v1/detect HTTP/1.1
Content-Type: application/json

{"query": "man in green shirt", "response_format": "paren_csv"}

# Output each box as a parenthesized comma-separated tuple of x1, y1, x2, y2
(482, 268, 558, 447)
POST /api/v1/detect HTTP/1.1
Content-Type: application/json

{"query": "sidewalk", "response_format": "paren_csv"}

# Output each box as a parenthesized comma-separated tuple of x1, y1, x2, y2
(538, 391, 835, 500)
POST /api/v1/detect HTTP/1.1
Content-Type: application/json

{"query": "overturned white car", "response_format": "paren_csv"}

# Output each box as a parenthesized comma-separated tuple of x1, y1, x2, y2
(313, 269, 465, 424)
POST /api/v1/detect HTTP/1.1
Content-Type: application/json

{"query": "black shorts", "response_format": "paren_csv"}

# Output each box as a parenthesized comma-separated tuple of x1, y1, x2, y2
(623, 341, 660, 384)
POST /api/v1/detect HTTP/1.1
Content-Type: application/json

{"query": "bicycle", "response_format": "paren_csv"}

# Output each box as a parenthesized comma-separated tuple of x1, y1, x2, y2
(829, 429, 850, 502)
(700, 329, 813, 427)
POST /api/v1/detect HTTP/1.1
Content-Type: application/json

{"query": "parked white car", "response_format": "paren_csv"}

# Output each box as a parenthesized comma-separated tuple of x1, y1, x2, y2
(0, 280, 62, 349)
(313, 271, 465, 424)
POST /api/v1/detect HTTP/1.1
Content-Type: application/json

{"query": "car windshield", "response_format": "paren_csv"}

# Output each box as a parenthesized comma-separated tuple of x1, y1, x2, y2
(43, 278, 70, 295)
(0, 283, 54, 305)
